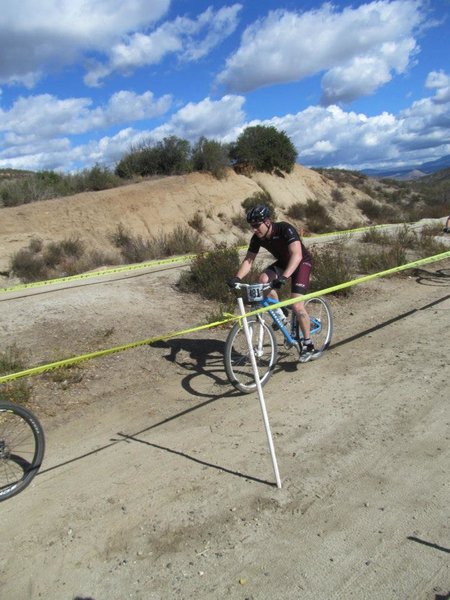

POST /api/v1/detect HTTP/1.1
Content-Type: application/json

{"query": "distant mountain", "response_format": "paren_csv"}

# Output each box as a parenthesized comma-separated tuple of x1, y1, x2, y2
(361, 154, 450, 180)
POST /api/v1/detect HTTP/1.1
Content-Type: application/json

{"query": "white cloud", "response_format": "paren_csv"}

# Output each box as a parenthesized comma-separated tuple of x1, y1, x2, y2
(254, 68, 450, 169)
(217, 1, 427, 104)
(1, 67, 449, 174)
(425, 70, 450, 103)
(151, 95, 246, 141)
(0, 90, 172, 171)
(0, 91, 171, 140)
(85, 4, 243, 86)
(0, 0, 171, 87)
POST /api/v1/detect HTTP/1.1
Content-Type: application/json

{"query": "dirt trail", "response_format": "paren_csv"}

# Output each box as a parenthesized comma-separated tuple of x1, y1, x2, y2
(0, 256, 449, 600)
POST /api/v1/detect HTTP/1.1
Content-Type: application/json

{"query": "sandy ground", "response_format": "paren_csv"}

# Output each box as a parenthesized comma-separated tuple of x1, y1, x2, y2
(0, 251, 449, 600)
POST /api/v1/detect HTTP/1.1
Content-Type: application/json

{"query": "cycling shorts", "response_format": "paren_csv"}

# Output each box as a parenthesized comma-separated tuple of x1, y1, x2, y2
(266, 260, 312, 294)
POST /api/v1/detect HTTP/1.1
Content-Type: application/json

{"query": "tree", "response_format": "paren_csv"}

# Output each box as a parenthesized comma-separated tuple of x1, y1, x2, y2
(156, 136, 192, 175)
(192, 137, 230, 179)
(230, 125, 297, 173)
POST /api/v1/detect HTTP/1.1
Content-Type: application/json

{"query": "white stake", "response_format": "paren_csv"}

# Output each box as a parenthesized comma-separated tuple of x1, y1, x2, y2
(237, 297, 282, 489)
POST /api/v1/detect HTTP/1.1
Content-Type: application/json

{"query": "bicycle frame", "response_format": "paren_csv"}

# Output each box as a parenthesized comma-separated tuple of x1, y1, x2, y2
(225, 282, 333, 393)
(241, 282, 301, 354)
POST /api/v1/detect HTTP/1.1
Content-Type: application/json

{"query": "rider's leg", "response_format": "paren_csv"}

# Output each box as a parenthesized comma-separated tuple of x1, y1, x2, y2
(292, 296, 311, 339)
(259, 267, 279, 301)
(291, 260, 313, 340)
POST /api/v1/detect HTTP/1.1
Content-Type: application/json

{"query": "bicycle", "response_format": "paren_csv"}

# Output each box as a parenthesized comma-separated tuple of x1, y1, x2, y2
(0, 401, 45, 501)
(224, 282, 333, 394)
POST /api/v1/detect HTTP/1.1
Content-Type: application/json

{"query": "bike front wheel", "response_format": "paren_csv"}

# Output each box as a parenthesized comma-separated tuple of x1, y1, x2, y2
(224, 316, 278, 394)
(0, 402, 45, 502)
(304, 296, 333, 354)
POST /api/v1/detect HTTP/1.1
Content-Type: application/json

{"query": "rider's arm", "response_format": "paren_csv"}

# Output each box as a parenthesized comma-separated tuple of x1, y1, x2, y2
(236, 251, 257, 280)
(282, 241, 303, 278)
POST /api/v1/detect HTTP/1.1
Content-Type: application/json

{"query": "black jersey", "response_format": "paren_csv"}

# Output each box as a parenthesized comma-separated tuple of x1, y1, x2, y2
(248, 221, 312, 265)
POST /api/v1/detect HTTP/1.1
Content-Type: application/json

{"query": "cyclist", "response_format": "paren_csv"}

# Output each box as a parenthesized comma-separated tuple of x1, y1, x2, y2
(228, 204, 317, 362)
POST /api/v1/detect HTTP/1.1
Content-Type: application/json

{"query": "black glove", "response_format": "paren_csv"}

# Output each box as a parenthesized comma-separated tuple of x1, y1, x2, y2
(227, 276, 241, 289)
(272, 275, 288, 289)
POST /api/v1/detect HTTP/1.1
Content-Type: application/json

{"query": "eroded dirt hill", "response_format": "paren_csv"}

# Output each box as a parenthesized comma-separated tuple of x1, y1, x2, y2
(0, 165, 372, 272)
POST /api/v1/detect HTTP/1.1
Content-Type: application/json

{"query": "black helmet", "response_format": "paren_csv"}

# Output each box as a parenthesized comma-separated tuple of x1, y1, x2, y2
(246, 204, 270, 223)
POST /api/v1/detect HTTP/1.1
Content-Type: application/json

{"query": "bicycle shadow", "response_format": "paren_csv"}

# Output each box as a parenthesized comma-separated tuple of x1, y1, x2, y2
(151, 337, 239, 398)
(413, 267, 450, 287)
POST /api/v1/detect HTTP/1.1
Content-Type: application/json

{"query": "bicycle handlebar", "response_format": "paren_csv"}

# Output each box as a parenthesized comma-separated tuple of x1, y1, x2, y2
(230, 281, 273, 303)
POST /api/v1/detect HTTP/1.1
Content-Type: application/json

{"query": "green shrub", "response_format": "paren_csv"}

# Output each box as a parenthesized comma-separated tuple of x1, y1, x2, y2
(192, 137, 230, 179)
(304, 199, 335, 232)
(178, 245, 240, 307)
(357, 243, 406, 273)
(0, 166, 124, 207)
(241, 190, 277, 221)
(361, 228, 392, 245)
(11, 237, 119, 282)
(230, 125, 297, 174)
(310, 245, 354, 296)
(11, 248, 48, 281)
(110, 224, 204, 263)
(286, 202, 306, 220)
(331, 188, 346, 203)
(357, 198, 383, 221)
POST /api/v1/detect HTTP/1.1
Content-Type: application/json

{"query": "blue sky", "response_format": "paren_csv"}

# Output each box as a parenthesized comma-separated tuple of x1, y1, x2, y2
(0, 0, 449, 173)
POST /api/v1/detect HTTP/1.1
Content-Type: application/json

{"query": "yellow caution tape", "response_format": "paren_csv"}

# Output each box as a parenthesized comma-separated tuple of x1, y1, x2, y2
(0, 253, 197, 294)
(243, 249, 450, 317)
(1, 250, 448, 384)
(0, 221, 426, 294)
(0, 315, 236, 383)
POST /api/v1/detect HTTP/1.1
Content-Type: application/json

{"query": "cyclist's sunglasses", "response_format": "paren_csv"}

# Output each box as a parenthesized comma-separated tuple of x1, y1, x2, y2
(250, 221, 264, 229)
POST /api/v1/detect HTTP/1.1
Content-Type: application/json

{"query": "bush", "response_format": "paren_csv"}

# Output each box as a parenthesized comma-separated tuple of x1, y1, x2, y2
(115, 143, 161, 178)
(157, 136, 192, 176)
(331, 188, 346, 203)
(188, 212, 205, 233)
(11, 248, 48, 281)
(310, 245, 354, 296)
(286, 202, 306, 221)
(304, 199, 335, 232)
(116, 136, 192, 178)
(192, 137, 230, 179)
(361, 228, 392, 245)
(11, 237, 119, 282)
(241, 190, 277, 221)
(230, 125, 297, 174)
(110, 224, 204, 263)
(0, 166, 123, 207)
(357, 243, 406, 273)
(178, 246, 240, 307)
(357, 198, 383, 221)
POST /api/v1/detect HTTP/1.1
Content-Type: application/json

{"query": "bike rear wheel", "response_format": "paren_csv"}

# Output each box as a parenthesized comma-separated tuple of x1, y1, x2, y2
(294, 296, 333, 355)
(0, 402, 45, 502)
(224, 316, 278, 394)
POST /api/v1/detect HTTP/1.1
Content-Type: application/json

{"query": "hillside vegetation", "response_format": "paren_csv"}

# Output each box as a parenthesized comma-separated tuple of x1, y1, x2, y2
(1, 126, 448, 280)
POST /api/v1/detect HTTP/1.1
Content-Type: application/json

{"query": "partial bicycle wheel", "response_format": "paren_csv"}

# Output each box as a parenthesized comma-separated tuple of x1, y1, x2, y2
(305, 296, 333, 354)
(224, 316, 278, 394)
(0, 402, 45, 501)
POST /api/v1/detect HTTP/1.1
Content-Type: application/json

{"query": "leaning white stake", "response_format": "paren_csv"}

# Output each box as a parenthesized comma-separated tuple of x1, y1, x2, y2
(237, 297, 282, 489)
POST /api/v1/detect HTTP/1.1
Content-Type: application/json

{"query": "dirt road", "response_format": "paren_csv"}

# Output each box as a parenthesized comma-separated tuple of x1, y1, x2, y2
(0, 258, 449, 600)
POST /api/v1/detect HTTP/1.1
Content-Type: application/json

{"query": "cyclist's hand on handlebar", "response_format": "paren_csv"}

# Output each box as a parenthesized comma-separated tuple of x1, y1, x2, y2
(272, 275, 287, 289)
(227, 276, 241, 289)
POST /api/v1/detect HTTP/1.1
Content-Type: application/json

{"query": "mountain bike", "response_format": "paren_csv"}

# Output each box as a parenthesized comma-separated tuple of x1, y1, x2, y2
(0, 401, 45, 501)
(224, 282, 333, 393)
